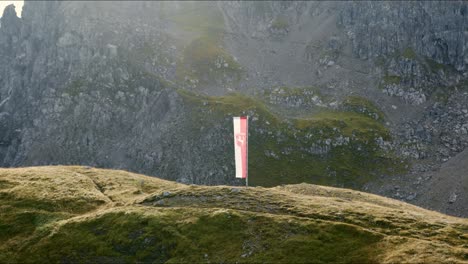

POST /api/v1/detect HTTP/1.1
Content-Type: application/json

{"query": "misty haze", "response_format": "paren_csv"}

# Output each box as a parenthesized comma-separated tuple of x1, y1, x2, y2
(0, 1, 467, 263)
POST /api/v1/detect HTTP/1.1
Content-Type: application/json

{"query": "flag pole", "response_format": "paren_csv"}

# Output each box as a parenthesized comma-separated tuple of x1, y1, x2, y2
(246, 116, 249, 187)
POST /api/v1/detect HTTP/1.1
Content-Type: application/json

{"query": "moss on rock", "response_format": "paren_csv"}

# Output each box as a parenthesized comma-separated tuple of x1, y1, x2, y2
(341, 96, 385, 121)
(271, 17, 289, 30)
(177, 36, 243, 86)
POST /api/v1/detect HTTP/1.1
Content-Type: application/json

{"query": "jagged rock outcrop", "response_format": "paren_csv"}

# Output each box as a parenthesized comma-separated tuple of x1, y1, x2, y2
(0, 2, 217, 184)
(340, 1, 468, 70)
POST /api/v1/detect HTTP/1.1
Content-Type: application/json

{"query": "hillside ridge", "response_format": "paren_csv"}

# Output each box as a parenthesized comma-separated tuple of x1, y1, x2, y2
(0, 166, 467, 263)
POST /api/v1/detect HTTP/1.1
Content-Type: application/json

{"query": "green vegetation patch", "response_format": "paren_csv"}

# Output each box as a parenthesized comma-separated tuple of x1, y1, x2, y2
(264, 86, 329, 102)
(340, 96, 385, 121)
(429, 81, 468, 104)
(426, 58, 445, 72)
(431, 87, 451, 104)
(271, 16, 289, 30)
(382, 75, 402, 86)
(425, 58, 455, 73)
(0, 170, 109, 262)
(178, 90, 277, 125)
(294, 111, 389, 139)
(401, 47, 417, 60)
(63, 78, 88, 97)
(0, 193, 103, 215)
(0, 179, 15, 190)
(16, 209, 383, 263)
(177, 36, 243, 86)
(262, 86, 331, 116)
(178, 91, 403, 189)
(374, 56, 386, 67)
(0, 194, 91, 262)
(124, 40, 174, 70)
(169, 2, 243, 87)
(166, 2, 225, 36)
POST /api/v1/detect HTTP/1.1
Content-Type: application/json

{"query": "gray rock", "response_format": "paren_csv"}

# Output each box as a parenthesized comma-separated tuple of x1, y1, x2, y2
(448, 193, 457, 204)
(230, 187, 241, 193)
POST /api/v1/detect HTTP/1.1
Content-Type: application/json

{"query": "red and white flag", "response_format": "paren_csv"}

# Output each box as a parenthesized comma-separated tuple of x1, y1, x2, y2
(233, 116, 248, 179)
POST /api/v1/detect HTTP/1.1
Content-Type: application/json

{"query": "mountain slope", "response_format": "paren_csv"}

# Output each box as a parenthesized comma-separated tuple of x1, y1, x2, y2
(1, 1, 468, 217)
(415, 147, 468, 217)
(0, 166, 467, 263)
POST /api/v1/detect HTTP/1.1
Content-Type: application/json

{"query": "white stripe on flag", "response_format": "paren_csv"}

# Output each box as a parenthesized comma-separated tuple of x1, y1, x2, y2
(233, 117, 243, 178)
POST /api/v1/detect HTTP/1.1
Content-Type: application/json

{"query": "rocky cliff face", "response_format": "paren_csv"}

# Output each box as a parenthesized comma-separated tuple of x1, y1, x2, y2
(0, 1, 467, 216)
(341, 1, 468, 69)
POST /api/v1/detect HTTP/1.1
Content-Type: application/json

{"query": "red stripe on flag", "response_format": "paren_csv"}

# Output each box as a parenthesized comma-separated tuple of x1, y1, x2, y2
(240, 117, 247, 179)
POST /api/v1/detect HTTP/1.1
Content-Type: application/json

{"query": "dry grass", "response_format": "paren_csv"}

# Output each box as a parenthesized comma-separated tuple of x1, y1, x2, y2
(0, 166, 467, 263)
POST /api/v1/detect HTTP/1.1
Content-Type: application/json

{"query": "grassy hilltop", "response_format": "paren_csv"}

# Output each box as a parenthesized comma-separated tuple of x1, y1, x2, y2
(0, 166, 467, 263)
